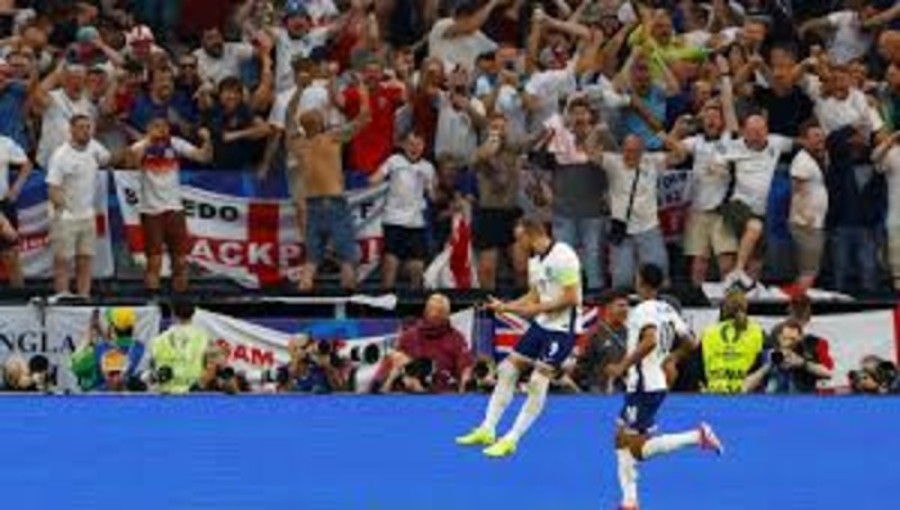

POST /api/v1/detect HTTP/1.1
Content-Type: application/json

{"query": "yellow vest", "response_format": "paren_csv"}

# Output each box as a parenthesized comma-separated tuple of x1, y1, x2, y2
(701, 320, 765, 394)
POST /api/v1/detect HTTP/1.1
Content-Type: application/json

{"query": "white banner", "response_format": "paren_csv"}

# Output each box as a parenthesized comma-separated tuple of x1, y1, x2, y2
(113, 172, 387, 288)
(191, 309, 396, 393)
(0, 305, 161, 391)
(683, 309, 898, 390)
(5, 172, 114, 279)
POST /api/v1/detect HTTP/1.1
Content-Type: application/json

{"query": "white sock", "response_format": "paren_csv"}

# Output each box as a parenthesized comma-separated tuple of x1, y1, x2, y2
(504, 371, 550, 442)
(480, 361, 519, 433)
(641, 430, 701, 460)
(617, 448, 639, 508)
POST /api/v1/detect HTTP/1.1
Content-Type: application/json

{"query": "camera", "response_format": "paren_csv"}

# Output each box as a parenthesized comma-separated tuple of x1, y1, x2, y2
(473, 359, 491, 380)
(404, 357, 434, 384)
(769, 350, 785, 366)
(350, 343, 382, 366)
(28, 355, 58, 391)
(217, 366, 235, 381)
(151, 365, 174, 384)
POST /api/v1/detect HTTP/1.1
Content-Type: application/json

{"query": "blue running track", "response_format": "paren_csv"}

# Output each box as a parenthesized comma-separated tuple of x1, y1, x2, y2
(1, 396, 897, 509)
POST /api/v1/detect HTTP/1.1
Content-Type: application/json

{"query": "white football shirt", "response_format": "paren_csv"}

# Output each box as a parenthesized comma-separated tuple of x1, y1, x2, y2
(624, 299, 690, 393)
(528, 242, 582, 333)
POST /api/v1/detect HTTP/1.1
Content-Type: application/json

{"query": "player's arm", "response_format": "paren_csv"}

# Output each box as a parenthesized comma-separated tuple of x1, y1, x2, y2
(607, 325, 658, 380)
(487, 288, 539, 316)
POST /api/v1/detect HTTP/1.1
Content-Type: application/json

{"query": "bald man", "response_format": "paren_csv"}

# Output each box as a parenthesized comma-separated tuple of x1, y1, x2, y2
(379, 293, 473, 394)
(720, 115, 796, 289)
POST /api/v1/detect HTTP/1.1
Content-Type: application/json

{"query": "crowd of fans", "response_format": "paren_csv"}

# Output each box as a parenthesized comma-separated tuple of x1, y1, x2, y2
(1, 0, 900, 296)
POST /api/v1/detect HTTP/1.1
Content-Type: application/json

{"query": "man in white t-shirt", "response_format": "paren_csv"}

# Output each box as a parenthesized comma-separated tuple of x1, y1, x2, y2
(873, 131, 900, 292)
(678, 93, 740, 286)
(435, 69, 486, 164)
(721, 115, 795, 289)
(128, 117, 213, 293)
(428, 0, 499, 74)
(34, 63, 97, 169)
(371, 131, 436, 290)
(270, 4, 335, 92)
(799, 65, 884, 137)
(799, 4, 873, 65)
(193, 27, 259, 86)
(789, 123, 830, 293)
(46, 115, 111, 297)
(457, 218, 581, 458)
(0, 135, 32, 288)
(597, 135, 686, 289)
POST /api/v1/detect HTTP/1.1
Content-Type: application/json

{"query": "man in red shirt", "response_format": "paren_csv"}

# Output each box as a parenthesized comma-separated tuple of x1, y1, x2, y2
(376, 293, 473, 393)
(333, 54, 406, 186)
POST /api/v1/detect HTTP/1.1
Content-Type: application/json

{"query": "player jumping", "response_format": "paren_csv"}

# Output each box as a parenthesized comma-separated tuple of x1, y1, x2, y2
(604, 263, 724, 509)
(456, 218, 582, 458)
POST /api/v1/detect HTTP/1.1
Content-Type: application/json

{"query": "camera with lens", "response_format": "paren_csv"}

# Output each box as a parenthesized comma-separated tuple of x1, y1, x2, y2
(467, 357, 496, 393)
(769, 350, 785, 367)
(153, 365, 174, 384)
(216, 366, 235, 381)
(403, 357, 434, 389)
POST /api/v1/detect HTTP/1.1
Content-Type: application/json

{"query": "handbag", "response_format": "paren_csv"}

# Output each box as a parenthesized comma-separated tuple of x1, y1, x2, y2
(608, 164, 641, 246)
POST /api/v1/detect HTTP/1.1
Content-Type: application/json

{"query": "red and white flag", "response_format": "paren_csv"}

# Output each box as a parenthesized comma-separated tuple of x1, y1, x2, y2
(424, 210, 479, 290)
(113, 172, 386, 288)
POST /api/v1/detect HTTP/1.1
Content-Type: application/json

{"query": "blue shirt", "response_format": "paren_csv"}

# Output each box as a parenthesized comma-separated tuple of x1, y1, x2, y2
(0, 83, 30, 152)
(622, 86, 666, 151)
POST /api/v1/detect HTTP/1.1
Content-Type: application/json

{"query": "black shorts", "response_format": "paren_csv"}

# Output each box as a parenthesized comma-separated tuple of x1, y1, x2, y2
(618, 391, 666, 434)
(473, 207, 521, 251)
(0, 199, 18, 250)
(383, 224, 427, 261)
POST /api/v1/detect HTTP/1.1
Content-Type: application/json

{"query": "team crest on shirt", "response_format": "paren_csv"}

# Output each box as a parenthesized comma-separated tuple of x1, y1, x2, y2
(377, 96, 388, 110)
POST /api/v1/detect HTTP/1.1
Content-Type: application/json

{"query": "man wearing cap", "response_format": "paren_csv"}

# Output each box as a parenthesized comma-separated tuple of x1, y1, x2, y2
(71, 307, 146, 392)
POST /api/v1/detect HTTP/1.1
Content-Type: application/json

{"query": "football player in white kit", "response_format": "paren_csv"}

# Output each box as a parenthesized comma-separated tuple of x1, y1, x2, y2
(604, 263, 724, 509)
(456, 218, 582, 458)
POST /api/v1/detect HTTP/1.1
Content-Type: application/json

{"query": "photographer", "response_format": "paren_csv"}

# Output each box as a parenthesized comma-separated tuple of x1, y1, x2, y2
(375, 294, 473, 393)
(271, 335, 347, 394)
(148, 301, 210, 394)
(574, 289, 629, 393)
(191, 344, 250, 395)
(742, 319, 833, 394)
(849, 356, 899, 395)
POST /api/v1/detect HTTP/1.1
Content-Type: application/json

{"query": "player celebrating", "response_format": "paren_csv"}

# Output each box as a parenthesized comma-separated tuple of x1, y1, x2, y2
(456, 218, 582, 458)
(605, 263, 724, 509)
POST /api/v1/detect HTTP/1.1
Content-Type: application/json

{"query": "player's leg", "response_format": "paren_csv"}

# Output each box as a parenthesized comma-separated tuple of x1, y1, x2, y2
(614, 426, 640, 510)
(456, 352, 529, 446)
(484, 328, 574, 457)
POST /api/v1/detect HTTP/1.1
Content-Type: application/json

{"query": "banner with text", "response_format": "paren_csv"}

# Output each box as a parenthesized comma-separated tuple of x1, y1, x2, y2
(0, 305, 161, 391)
(113, 172, 387, 288)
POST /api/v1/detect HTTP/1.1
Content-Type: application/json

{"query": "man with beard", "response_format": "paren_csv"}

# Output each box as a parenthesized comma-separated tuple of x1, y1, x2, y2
(194, 27, 265, 87)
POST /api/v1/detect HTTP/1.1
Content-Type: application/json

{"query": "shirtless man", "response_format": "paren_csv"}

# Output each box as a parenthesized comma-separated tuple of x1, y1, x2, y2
(286, 87, 371, 291)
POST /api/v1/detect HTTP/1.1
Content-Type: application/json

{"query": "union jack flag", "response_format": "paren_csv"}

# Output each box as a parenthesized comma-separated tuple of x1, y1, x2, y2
(492, 307, 602, 358)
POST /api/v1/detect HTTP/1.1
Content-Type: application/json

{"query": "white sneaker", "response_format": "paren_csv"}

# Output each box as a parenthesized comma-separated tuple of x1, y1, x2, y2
(699, 422, 724, 456)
